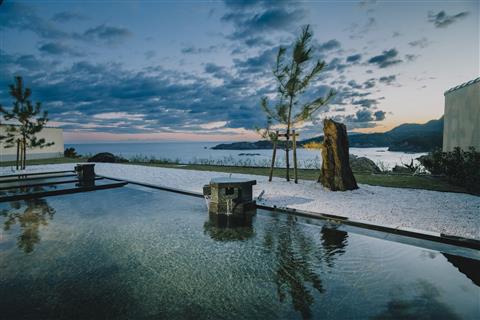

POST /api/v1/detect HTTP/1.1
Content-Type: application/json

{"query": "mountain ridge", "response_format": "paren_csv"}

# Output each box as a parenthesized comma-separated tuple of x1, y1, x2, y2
(212, 117, 444, 152)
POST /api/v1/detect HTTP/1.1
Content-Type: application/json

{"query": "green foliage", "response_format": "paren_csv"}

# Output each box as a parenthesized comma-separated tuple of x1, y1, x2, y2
(0, 76, 53, 149)
(0, 76, 54, 169)
(259, 25, 334, 138)
(64, 147, 79, 158)
(418, 147, 480, 193)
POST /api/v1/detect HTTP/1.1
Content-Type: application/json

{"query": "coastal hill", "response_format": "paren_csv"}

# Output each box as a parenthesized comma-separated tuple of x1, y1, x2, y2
(212, 117, 443, 152)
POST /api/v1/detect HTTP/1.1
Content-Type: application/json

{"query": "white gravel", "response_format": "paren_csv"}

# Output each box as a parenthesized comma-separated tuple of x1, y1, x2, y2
(2, 163, 479, 240)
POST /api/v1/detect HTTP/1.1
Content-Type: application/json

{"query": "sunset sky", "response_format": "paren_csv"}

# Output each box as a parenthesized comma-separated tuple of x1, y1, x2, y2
(0, 0, 478, 143)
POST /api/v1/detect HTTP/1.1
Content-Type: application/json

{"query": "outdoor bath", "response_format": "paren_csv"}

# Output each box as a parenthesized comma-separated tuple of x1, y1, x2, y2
(0, 177, 478, 319)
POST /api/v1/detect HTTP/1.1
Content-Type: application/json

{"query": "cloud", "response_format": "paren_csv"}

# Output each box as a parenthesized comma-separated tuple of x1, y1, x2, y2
(343, 108, 386, 123)
(318, 39, 341, 52)
(363, 78, 375, 89)
(51, 11, 88, 23)
(428, 10, 469, 28)
(93, 112, 144, 121)
(181, 45, 217, 54)
(368, 48, 402, 68)
(408, 37, 430, 48)
(0, 2, 68, 39)
(352, 98, 378, 108)
(244, 36, 273, 47)
(378, 75, 396, 85)
(233, 47, 277, 74)
(38, 42, 84, 57)
(224, 8, 305, 39)
(0, 57, 272, 134)
(79, 24, 132, 44)
(346, 54, 362, 63)
(374, 110, 386, 121)
(204, 63, 231, 79)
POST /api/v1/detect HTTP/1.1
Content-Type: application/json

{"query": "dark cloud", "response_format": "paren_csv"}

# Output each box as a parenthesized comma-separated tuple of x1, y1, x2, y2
(223, 8, 305, 40)
(346, 54, 362, 63)
(38, 42, 84, 57)
(348, 80, 362, 89)
(204, 63, 231, 79)
(428, 10, 469, 28)
(374, 110, 386, 121)
(408, 37, 430, 48)
(233, 47, 277, 74)
(318, 39, 341, 52)
(368, 48, 402, 68)
(378, 75, 396, 85)
(324, 57, 348, 73)
(79, 24, 132, 44)
(181, 45, 217, 54)
(352, 98, 378, 108)
(363, 78, 375, 89)
(0, 55, 270, 133)
(0, 2, 68, 39)
(340, 108, 386, 123)
(51, 11, 88, 23)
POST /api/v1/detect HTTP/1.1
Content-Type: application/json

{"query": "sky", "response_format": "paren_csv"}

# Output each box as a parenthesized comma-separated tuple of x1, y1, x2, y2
(0, 0, 478, 143)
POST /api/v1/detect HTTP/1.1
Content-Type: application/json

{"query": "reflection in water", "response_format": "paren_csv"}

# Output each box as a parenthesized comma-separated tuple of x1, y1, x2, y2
(263, 214, 348, 319)
(373, 280, 460, 320)
(1, 195, 55, 253)
(443, 253, 480, 287)
(203, 213, 254, 241)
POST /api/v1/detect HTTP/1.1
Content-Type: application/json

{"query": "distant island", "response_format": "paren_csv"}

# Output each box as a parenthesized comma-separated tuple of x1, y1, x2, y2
(212, 117, 443, 152)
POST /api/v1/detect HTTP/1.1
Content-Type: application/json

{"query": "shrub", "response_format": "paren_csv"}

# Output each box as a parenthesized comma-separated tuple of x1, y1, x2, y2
(418, 147, 480, 193)
(64, 147, 79, 158)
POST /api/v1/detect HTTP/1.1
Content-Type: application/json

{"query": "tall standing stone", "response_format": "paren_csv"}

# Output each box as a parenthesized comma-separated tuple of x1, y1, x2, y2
(319, 119, 358, 191)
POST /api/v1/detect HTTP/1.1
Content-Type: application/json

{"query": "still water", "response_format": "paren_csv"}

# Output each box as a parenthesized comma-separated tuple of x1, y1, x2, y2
(67, 142, 426, 169)
(0, 185, 478, 319)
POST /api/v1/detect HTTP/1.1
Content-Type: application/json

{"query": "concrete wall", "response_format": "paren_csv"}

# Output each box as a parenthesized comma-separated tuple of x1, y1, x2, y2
(443, 79, 480, 151)
(0, 125, 64, 162)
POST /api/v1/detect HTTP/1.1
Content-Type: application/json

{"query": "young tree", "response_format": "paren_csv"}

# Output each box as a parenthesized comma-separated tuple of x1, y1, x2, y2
(0, 76, 54, 169)
(260, 25, 334, 181)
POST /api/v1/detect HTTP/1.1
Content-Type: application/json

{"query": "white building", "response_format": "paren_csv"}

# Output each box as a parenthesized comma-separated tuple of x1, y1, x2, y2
(443, 77, 480, 151)
(0, 125, 64, 162)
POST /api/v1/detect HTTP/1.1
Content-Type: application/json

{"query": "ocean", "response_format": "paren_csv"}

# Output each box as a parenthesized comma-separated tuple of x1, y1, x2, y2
(66, 142, 426, 169)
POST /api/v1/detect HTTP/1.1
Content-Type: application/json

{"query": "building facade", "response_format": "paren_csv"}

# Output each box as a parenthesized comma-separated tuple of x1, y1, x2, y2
(0, 125, 64, 162)
(443, 77, 480, 151)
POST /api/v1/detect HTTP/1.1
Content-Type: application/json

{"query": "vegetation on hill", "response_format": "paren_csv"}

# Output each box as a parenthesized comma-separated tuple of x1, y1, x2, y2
(213, 117, 444, 152)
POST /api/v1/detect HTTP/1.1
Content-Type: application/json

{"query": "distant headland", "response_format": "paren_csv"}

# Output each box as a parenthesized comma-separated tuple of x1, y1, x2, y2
(212, 117, 443, 153)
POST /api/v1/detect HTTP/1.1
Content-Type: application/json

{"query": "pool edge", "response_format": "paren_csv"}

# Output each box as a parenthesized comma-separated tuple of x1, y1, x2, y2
(98, 174, 480, 251)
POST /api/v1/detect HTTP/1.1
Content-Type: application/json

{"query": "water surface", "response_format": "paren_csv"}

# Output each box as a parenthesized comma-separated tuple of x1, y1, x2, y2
(0, 185, 478, 319)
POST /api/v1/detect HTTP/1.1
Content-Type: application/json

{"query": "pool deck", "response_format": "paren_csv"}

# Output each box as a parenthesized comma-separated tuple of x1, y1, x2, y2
(1, 163, 479, 242)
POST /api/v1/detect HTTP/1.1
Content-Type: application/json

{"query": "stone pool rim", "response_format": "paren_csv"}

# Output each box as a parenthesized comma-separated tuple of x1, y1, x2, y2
(98, 174, 480, 251)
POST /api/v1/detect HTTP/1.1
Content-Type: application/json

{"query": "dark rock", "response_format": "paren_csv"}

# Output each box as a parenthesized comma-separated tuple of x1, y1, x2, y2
(391, 165, 412, 174)
(349, 156, 381, 173)
(87, 152, 128, 163)
(319, 119, 358, 191)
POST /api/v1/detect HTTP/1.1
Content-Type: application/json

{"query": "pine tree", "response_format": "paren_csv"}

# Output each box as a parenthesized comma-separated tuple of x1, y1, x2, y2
(0, 76, 54, 169)
(260, 25, 334, 181)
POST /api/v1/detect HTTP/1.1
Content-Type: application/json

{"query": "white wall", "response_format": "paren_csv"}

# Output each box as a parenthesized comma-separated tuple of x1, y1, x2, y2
(0, 125, 64, 162)
(443, 79, 480, 151)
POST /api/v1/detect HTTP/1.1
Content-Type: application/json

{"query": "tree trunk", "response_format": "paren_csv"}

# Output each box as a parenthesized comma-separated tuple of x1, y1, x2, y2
(285, 132, 290, 181)
(22, 139, 27, 170)
(318, 119, 358, 191)
(16, 140, 20, 170)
